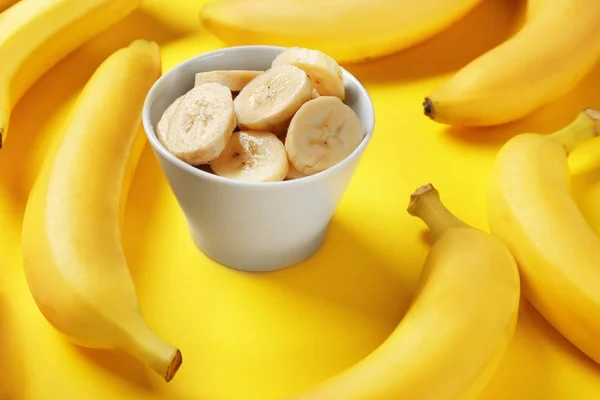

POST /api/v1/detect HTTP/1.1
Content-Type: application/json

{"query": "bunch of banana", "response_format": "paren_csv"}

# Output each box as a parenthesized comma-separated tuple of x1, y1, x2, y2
(199, 0, 483, 64)
(21, 40, 183, 382)
(425, 0, 600, 126)
(289, 184, 520, 400)
(488, 108, 600, 364)
(0, 0, 141, 148)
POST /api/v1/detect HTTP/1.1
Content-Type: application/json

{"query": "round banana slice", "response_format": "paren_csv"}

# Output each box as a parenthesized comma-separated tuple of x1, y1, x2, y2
(195, 70, 263, 91)
(233, 64, 312, 132)
(156, 95, 183, 147)
(285, 96, 364, 176)
(157, 82, 236, 166)
(272, 47, 345, 100)
(286, 161, 305, 180)
(210, 130, 289, 182)
(311, 88, 321, 99)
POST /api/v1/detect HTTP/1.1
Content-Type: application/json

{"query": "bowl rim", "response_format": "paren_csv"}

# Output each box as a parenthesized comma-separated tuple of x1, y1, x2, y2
(142, 45, 376, 189)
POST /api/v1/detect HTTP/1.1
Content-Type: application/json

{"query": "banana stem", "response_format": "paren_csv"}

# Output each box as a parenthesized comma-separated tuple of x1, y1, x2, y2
(407, 184, 468, 240)
(549, 108, 600, 154)
(118, 318, 183, 382)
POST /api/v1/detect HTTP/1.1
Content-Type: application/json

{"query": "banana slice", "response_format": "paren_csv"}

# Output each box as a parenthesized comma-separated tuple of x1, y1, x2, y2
(285, 96, 363, 176)
(234, 64, 313, 132)
(272, 47, 345, 100)
(210, 130, 289, 182)
(195, 70, 263, 91)
(286, 161, 305, 180)
(156, 95, 183, 148)
(157, 82, 236, 165)
(311, 88, 320, 99)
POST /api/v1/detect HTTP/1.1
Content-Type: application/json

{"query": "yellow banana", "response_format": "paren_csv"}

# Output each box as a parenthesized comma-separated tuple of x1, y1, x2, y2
(424, 0, 600, 127)
(488, 109, 600, 364)
(0, 0, 141, 148)
(0, 0, 18, 12)
(199, 0, 483, 64)
(21, 40, 182, 382)
(290, 184, 520, 400)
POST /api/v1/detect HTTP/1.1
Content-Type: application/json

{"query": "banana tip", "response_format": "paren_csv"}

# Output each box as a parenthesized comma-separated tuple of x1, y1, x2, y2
(165, 349, 182, 383)
(408, 183, 436, 215)
(423, 98, 434, 119)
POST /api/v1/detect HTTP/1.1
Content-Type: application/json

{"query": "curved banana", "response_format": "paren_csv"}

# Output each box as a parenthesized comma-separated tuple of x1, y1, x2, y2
(0, 0, 141, 148)
(424, 0, 600, 127)
(21, 40, 182, 382)
(290, 184, 520, 400)
(199, 0, 483, 64)
(488, 109, 600, 364)
(0, 0, 18, 12)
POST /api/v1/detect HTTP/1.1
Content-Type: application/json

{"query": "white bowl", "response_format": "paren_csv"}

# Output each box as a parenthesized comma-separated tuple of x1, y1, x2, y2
(142, 45, 376, 272)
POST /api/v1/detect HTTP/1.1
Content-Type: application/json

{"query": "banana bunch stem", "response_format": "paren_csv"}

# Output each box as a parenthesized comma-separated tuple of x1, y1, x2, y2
(407, 184, 468, 240)
(549, 109, 600, 153)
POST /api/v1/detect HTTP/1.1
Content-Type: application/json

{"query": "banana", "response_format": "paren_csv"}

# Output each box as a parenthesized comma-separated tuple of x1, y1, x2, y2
(424, 0, 600, 126)
(234, 64, 312, 133)
(0, 0, 18, 12)
(210, 130, 288, 182)
(487, 109, 600, 364)
(157, 82, 237, 166)
(21, 40, 182, 382)
(194, 70, 263, 92)
(285, 96, 363, 176)
(272, 47, 345, 100)
(311, 88, 320, 99)
(290, 184, 520, 400)
(0, 0, 141, 148)
(199, 0, 483, 64)
(286, 161, 305, 180)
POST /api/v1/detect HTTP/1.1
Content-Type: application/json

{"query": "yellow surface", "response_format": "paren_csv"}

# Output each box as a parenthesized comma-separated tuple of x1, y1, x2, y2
(1, 0, 600, 399)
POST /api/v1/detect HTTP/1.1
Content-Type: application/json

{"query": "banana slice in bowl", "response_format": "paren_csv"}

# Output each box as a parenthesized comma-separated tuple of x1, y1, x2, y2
(285, 96, 364, 176)
(234, 64, 313, 133)
(194, 70, 263, 91)
(210, 130, 289, 182)
(156, 82, 237, 166)
(272, 47, 345, 100)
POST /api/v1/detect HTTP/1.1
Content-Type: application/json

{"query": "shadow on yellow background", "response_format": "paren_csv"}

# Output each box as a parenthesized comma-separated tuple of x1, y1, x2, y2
(0, 295, 26, 400)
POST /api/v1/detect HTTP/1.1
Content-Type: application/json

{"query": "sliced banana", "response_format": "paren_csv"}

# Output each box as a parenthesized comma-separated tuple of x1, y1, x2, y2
(210, 130, 289, 182)
(157, 82, 236, 165)
(285, 96, 364, 176)
(234, 64, 313, 132)
(286, 161, 305, 180)
(311, 88, 320, 99)
(195, 70, 263, 91)
(272, 47, 345, 100)
(156, 95, 183, 148)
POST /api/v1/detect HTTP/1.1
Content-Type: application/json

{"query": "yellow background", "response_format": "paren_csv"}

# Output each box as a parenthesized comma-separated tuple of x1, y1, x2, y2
(2, 0, 600, 398)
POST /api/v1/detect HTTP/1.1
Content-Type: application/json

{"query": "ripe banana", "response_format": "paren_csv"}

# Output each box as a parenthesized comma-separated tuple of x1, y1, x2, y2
(0, 0, 141, 148)
(487, 109, 600, 364)
(199, 0, 483, 64)
(21, 40, 182, 382)
(285, 96, 364, 176)
(234, 64, 312, 133)
(157, 82, 236, 166)
(0, 0, 18, 12)
(424, 0, 600, 126)
(210, 130, 289, 182)
(290, 184, 520, 400)
(194, 70, 263, 92)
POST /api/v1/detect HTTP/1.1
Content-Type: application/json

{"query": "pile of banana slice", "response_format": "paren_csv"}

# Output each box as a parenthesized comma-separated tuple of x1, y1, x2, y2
(157, 47, 365, 183)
